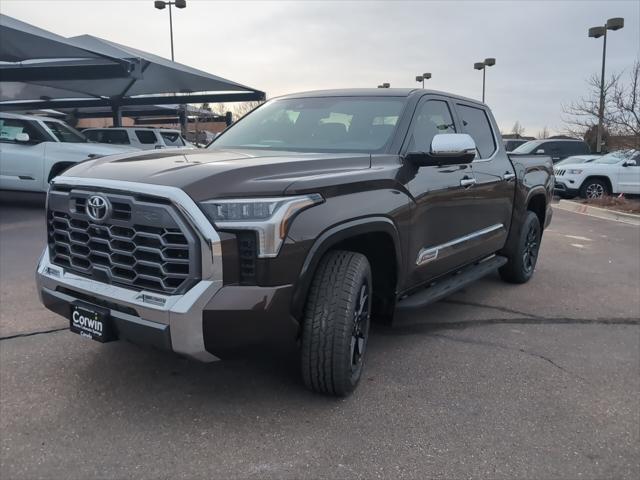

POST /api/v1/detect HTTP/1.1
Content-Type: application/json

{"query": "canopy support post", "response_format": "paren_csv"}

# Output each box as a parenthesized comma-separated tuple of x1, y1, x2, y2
(111, 104, 122, 127)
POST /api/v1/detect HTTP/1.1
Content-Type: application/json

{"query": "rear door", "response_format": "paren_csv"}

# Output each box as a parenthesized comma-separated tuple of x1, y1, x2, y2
(400, 95, 480, 286)
(454, 102, 514, 260)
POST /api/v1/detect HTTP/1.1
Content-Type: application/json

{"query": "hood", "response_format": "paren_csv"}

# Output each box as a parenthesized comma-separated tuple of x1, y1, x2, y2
(61, 148, 371, 201)
(557, 161, 603, 171)
(59, 142, 139, 155)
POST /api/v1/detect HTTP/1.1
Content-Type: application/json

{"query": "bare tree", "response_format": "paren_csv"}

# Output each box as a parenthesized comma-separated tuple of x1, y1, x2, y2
(562, 72, 620, 139)
(231, 101, 265, 120)
(610, 60, 640, 148)
(537, 126, 550, 139)
(511, 121, 525, 137)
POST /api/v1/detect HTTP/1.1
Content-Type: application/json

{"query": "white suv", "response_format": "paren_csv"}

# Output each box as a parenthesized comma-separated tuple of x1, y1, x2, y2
(83, 127, 195, 150)
(0, 113, 138, 193)
(554, 150, 640, 198)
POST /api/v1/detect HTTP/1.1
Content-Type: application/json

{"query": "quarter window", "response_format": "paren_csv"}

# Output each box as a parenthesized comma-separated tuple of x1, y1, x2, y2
(407, 100, 456, 152)
(160, 131, 185, 147)
(457, 104, 496, 159)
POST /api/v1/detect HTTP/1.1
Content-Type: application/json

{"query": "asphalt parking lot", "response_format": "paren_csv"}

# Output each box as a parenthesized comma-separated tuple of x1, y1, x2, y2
(1, 193, 639, 480)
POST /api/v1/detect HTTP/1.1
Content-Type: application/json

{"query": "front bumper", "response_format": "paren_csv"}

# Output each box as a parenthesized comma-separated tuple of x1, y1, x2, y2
(37, 251, 298, 360)
(554, 180, 580, 197)
(37, 177, 298, 362)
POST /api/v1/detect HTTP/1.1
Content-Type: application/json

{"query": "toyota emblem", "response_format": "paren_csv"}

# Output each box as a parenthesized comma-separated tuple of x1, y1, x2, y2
(86, 195, 111, 222)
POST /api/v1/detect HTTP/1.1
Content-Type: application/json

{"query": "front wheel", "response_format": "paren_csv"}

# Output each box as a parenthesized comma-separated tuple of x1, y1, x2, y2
(580, 178, 609, 199)
(499, 211, 541, 284)
(300, 250, 372, 396)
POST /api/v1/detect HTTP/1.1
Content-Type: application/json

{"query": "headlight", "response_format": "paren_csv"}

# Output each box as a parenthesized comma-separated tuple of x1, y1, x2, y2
(567, 169, 583, 174)
(200, 194, 323, 257)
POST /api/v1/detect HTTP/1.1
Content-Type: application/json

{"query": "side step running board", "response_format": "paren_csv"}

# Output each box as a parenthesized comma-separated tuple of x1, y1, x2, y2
(396, 255, 507, 311)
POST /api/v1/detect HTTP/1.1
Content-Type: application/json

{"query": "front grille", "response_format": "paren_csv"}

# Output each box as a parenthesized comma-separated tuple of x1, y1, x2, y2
(47, 187, 200, 295)
(554, 169, 565, 176)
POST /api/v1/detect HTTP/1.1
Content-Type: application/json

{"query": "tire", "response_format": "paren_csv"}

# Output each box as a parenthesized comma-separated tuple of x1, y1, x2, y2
(580, 178, 609, 199)
(300, 250, 372, 396)
(499, 211, 541, 284)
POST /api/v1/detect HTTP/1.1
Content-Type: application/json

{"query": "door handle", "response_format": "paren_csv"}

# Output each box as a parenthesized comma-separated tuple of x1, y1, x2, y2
(503, 172, 516, 181)
(460, 177, 477, 188)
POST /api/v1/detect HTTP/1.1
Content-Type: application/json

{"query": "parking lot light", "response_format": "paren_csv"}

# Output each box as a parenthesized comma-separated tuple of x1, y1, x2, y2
(153, 0, 187, 61)
(588, 17, 624, 153)
(416, 73, 432, 88)
(474, 58, 495, 102)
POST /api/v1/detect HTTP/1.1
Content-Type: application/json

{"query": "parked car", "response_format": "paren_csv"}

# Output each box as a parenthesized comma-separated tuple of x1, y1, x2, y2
(554, 150, 640, 198)
(511, 138, 590, 163)
(503, 138, 528, 151)
(37, 88, 553, 396)
(554, 154, 601, 166)
(83, 127, 195, 150)
(0, 113, 138, 193)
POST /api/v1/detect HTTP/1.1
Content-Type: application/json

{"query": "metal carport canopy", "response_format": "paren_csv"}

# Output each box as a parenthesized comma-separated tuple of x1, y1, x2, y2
(0, 16, 265, 122)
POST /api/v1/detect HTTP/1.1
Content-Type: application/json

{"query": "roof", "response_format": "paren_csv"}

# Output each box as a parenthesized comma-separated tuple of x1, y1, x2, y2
(0, 15, 265, 110)
(276, 88, 485, 105)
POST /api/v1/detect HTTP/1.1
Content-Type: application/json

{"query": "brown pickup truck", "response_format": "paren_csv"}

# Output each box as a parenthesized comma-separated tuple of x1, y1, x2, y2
(37, 88, 553, 396)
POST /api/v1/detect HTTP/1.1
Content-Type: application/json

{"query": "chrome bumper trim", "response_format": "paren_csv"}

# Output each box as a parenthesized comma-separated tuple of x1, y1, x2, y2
(39, 177, 224, 362)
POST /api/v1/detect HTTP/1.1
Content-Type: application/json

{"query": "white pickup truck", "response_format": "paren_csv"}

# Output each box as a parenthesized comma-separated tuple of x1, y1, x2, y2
(0, 113, 137, 193)
(554, 150, 640, 198)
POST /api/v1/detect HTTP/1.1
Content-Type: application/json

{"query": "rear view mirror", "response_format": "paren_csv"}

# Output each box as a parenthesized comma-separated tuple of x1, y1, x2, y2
(406, 133, 477, 167)
(15, 132, 30, 143)
(623, 160, 638, 167)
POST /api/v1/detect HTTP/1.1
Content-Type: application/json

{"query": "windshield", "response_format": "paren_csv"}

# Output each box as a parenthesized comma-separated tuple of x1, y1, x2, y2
(44, 121, 87, 143)
(511, 140, 542, 154)
(593, 150, 638, 164)
(210, 97, 406, 153)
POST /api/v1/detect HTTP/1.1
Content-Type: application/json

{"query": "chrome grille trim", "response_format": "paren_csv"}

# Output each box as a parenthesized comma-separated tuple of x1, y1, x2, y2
(42, 176, 225, 363)
(47, 188, 199, 295)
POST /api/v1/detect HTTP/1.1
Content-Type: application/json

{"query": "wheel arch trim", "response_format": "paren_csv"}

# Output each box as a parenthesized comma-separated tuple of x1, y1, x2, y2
(290, 216, 402, 319)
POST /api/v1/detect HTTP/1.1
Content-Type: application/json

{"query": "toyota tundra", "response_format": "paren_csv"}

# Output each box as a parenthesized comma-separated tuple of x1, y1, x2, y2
(36, 89, 553, 396)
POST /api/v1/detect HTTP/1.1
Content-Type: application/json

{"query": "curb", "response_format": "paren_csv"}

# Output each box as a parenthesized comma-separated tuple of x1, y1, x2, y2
(556, 200, 640, 226)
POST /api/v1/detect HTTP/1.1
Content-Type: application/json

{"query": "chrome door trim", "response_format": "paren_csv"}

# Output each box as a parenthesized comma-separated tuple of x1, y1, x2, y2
(416, 223, 504, 266)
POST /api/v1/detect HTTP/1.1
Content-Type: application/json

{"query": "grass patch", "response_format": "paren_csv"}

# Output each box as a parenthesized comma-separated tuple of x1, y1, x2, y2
(580, 195, 640, 214)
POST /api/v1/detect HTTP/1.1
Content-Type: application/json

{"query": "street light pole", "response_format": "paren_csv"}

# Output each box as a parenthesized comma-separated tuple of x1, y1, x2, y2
(589, 17, 624, 153)
(474, 58, 495, 103)
(154, 0, 187, 62)
(168, 2, 174, 61)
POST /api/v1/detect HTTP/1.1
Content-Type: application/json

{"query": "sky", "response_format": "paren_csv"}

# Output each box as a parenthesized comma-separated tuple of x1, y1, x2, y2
(1, 0, 639, 136)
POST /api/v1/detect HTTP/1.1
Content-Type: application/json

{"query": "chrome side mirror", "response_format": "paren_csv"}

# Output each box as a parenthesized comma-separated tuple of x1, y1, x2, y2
(406, 133, 477, 167)
(15, 132, 30, 143)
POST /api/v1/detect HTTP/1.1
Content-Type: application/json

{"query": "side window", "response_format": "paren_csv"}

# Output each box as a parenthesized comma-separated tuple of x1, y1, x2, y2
(456, 104, 496, 159)
(135, 130, 158, 145)
(407, 100, 456, 152)
(84, 130, 100, 142)
(0, 119, 46, 144)
(94, 130, 130, 145)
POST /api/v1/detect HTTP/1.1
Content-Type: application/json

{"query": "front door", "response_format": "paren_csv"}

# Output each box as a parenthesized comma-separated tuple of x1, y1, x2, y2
(618, 152, 640, 194)
(400, 96, 480, 287)
(0, 118, 48, 191)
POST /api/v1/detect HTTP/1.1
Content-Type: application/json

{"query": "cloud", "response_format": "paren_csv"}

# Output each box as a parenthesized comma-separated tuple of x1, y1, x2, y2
(2, 0, 638, 135)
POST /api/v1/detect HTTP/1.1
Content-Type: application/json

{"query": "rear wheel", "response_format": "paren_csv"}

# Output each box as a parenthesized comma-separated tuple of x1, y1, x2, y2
(300, 250, 372, 396)
(580, 178, 609, 199)
(499, 211, 541, 284)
